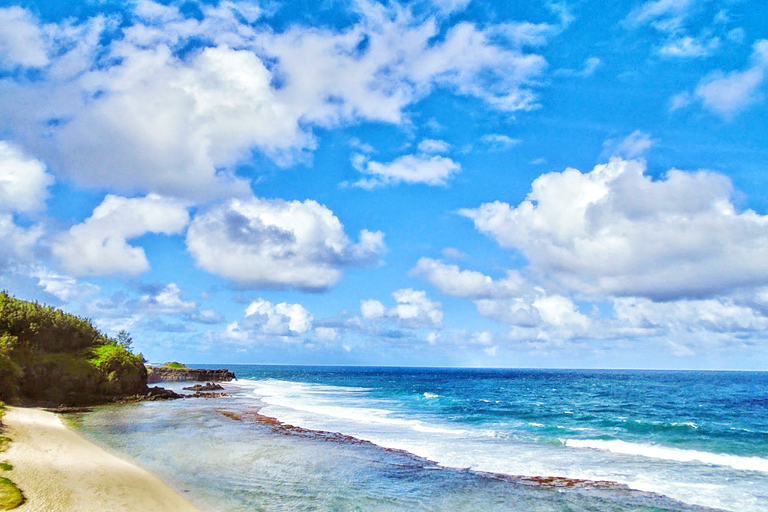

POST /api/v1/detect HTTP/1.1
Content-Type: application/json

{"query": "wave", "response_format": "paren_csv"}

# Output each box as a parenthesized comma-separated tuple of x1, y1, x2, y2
(564, 439, 768, 473)
(248, 380, 468, 436)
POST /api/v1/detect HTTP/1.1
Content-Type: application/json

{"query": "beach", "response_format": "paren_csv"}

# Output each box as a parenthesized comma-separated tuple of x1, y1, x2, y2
(2, 406, 201, 512)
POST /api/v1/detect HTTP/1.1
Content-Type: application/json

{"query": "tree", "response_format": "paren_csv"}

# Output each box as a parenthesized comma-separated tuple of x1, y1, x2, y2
(116, 330, 133, 350)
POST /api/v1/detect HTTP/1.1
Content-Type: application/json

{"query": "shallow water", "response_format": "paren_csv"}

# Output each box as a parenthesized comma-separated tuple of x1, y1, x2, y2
(70, 367, 768, 511)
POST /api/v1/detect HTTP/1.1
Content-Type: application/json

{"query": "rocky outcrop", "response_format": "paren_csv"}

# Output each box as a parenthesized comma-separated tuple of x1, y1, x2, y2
(183, 382, 224, 391)
(146, 366, 236, 383)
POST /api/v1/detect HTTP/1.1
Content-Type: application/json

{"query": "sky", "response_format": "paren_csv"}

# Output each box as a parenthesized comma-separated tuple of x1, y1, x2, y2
(1, 0, 768, 369)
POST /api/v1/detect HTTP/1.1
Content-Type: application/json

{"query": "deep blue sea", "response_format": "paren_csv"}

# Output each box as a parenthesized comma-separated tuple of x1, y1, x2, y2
(71, 366, 768, 511)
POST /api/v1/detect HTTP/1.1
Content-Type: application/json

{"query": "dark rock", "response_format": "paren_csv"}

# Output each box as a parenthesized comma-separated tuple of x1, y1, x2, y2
(189, 391, 228, 398)
(146, 366, 236, 383)
(183, 382, 224, 391)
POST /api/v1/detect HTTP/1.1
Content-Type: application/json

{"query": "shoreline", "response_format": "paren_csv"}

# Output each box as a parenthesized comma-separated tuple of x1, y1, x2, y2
(2, 406, 202, 512)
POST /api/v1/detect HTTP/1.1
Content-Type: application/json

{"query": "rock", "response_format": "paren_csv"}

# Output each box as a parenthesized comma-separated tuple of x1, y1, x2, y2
(189, 391, 228, 398)
(146, 366, 236, 383)
(182, 382, 224, 391)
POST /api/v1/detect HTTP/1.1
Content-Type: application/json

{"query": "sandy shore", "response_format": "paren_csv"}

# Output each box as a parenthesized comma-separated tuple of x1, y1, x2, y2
(2, 406, 202, 512)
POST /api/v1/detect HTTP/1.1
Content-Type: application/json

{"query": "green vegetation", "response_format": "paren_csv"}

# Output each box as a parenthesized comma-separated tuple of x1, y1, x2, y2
(162, 361, 187, 369)
(0, 291, 148, 405)
(0, 403, 22, 510)
(0, 477, 23, 510)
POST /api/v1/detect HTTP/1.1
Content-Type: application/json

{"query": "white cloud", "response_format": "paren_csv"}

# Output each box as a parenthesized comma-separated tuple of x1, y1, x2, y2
(461, 158, 768, 301)
(134, 283, 197, 315)
(441, 247, 467, 260)
(411, 258, 524, 299)
(602, 130, 655, 159)
(669, 91, 693, 111)
(659, 35, 719, 58)
(614, 296, 768, 334)
(417, 139, 451, 154)
(0, 216, 40, 270)
(45, 44, 280, 200)
(624, 0, 695, 32)
(679, 39, 768, 118)
(0, 3, 551, 200)
(315, 327, 340, 341)
(533, 294, 590, 330)
(53, 194, 190, 276)
(189, 309, 222, 324)
(0, 141, 52, 271)
(186, 197, 385, 291)
(0, 141, 54, 212)
(351, 153, 461, 188)
(226, 298, 313, 342)
(31, 267, 100, 302)
(361, 289, 443, 329)
(555, 57, 602, 77)
(481, 134, 521, 151)
(430, 0, 472, 15)
(361, 299, 387, 319)
(0, 7, 49, 67)
(727, 28, 745, 44)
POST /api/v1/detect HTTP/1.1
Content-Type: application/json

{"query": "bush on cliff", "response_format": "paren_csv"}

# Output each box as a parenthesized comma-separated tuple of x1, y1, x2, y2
(0, 291, 147, 404)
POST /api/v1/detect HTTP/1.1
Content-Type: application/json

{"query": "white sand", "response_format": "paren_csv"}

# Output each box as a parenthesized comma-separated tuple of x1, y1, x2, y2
(2, 406, 202, 512)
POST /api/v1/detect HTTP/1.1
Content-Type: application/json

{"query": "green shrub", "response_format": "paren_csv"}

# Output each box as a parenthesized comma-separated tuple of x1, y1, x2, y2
(0, 476, 23, 510)
(162, 361, 187, 368)
(0, 291, 148, 404)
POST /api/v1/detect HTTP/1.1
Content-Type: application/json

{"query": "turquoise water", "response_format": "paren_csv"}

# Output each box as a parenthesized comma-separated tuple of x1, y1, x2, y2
(72, 367, 768, 511)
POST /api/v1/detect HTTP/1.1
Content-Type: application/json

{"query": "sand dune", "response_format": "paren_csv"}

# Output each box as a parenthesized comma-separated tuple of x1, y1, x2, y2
(2, 406, 202, 512)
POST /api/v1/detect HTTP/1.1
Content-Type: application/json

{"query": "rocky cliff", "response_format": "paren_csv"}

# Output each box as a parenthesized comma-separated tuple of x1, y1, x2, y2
(146, 366, 236, 383)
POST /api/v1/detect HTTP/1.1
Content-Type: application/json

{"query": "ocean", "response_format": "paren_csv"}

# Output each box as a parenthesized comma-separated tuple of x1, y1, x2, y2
(69, 366, 768, 511)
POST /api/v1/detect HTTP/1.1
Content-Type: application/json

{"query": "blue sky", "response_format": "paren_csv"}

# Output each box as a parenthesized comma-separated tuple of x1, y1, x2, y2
(1, 0, 768, 369)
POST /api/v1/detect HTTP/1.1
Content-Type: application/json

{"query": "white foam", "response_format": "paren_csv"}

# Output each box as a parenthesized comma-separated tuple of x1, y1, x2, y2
(423, 392, 439, 398)
(242, 378, 768, 512)
(564, 439, 768, 473)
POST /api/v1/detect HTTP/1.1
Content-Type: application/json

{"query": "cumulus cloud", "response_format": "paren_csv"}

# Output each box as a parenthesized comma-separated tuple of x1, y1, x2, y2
(225, 298, 313, 342)
(461, 158, 768, 301)
(53, 194, 190, 276)
(614, 296, 768, 335)
(411, 258, 524, 299)
(0, 7, 49, 68)
(361, 289, 443, 329)
(411, 258, 591, 339)
(350, 153, 461, 188)
(43, 44, 278, 200)
(0, 141, 54, 213)
(0, 141, 52, 271)
(133, 283, 197, 315)
(186, 197, 385, 291)
(0, 2, 550, 200)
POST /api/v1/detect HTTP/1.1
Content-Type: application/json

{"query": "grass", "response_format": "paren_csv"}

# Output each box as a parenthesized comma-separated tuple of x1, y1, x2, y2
(161, 362, 187, 368)
(0, 404, 22, 510)
(0, 477, 23, 510)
